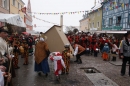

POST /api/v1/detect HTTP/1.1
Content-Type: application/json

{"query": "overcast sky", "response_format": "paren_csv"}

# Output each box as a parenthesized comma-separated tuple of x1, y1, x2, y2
(22, 0, 101, 32)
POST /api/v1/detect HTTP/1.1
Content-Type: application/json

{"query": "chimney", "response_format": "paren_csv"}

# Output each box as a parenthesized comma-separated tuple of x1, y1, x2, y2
(94, 0, 96, 6)
(60, 15, 63, 30)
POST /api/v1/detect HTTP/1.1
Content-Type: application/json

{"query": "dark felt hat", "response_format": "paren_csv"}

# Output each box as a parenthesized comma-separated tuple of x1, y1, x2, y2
(0, 26, 9, 33)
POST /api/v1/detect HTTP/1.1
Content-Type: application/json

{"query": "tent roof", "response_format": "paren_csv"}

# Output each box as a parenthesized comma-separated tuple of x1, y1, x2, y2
(0, 14, 26, 28)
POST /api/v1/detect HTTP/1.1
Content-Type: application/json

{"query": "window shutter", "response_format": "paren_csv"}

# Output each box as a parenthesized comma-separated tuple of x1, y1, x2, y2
(7, 0, 9, 10)
(2, 0, 4, 8)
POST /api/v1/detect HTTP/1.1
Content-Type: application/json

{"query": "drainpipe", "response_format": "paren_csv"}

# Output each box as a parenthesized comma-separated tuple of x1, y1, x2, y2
(9, 0, 10, 13)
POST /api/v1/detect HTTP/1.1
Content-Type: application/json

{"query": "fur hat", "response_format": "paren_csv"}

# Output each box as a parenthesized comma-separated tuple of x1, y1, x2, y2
(64, 43, 70, 48)
(40, 33, 47, 40)
(0, 26, 9, 33)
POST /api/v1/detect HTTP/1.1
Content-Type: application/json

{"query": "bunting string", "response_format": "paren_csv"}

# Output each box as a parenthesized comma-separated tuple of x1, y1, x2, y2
(32, 15, 70, 28)
(32, 15, 60, 25)
(27, 10, 88, 15)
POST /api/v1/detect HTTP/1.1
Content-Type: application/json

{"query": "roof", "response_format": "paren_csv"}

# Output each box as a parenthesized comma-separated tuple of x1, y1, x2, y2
(92, 3, 102, 10)
(20, 0, 25, 5)
(79, 16, 89, 22)
(88, 3, 102, 14)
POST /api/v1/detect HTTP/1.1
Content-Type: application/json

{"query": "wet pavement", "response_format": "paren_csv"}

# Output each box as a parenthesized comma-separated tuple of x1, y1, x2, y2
(12, 54, 130, 86)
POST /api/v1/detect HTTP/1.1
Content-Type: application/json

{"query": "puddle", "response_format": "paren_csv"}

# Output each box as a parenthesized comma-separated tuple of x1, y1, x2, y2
(80, 67, 101, 74)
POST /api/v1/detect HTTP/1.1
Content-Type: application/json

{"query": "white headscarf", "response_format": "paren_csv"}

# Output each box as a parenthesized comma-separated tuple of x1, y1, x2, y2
(40, 37, 44, 41)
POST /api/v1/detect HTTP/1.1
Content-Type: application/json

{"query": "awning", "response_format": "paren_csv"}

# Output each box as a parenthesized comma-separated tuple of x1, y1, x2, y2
(0, 14, 26, 28)
(96, 31, 127, 34)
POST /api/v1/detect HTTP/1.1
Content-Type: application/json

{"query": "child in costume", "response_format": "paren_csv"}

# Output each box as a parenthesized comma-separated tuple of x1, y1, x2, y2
(62, 44, 72, 74)
(102, 43, 110, 61)
(50, 52, 66, 81)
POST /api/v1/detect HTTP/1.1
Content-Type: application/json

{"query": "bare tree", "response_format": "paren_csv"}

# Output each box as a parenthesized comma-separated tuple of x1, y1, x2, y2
(65, 26, 79, 35)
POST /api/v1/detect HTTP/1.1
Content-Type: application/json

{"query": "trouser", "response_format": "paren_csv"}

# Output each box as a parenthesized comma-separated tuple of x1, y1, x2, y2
(62, 58, 70, 73)
(13, 52, 19, 68)
(24, 51, 29, 64)
(111, 51, 116, 61)
(76, 50, 86, 62)
(86, 50, 90, 55)
(102, 52, 108, 60)
(94, 51, 98, 57)
(90, 49, 93, 55)
(121, 57, 130, 75)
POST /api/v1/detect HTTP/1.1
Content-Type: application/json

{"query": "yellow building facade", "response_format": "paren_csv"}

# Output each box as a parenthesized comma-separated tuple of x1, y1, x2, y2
(79, 16, 90, 32)
(80, 3, 102, 32)
(10, 0, 25, 19)
(88, 6, 102, 32)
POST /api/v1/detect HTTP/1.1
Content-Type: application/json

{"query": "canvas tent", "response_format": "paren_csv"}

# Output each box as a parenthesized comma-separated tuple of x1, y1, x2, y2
(45, 25, 74, 53)
(0, 14, 26, 28)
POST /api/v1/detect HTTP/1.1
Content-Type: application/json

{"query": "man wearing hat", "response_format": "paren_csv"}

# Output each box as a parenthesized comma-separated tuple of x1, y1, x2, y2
(120, 31, 130, 76)
(0, 26, 13, 85)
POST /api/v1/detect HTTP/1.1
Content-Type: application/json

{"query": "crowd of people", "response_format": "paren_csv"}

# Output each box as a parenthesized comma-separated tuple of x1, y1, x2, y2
(0, 26, 35, 86)
(67, 32, 120, 61)
(0, 25, 130, 86)
(66, 31, 130, 77)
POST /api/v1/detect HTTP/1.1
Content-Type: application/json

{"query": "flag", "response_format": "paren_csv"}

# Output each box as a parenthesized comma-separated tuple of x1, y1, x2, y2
(122, 3, 124, 8)
(21, 7, 26, 14)
(34, 24, 36, 28)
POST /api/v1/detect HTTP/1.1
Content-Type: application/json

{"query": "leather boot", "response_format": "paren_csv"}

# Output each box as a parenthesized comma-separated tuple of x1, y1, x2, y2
(77, 59, 82, 64)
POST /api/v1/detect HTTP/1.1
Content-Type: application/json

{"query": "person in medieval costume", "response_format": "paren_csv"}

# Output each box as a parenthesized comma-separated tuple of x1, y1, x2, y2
(50, 52, 66, 81)
(102, 43, 110, 61)
(93, 42, 99, 57)
(12, 38, 20, 69)
(0, 26, 15, 86)
(34, 35, 50, 77)
(72, 43, 86, 64)
(27, 34, 34, 56)
(23, 39, 29, 65)
(62, 44, 72, 75)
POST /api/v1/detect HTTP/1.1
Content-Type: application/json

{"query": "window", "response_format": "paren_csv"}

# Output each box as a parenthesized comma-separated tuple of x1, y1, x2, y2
(92, 22, 94, 28)
(2, 0, 7, 9)
(118, 0, 123, 3)
(128, 14, 130, 24)
(21, 6, 23, 9)
(116, 16, 121, 26)
(18, 3, 20, 9)
(109, 18, 113, 26)
(89, 23, 91, 28)
(97, 22, 100, 28)
(103, 19, 106, 27)
(13, 0, 15, 6)
(85, 27, 87, 30)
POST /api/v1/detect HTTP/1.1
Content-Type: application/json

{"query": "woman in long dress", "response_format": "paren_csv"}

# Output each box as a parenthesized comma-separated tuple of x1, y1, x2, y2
(34, 37, 50, 77)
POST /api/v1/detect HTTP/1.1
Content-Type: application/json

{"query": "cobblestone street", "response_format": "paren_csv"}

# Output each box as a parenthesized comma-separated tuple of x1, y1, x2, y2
(12, 54, 130, 86)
